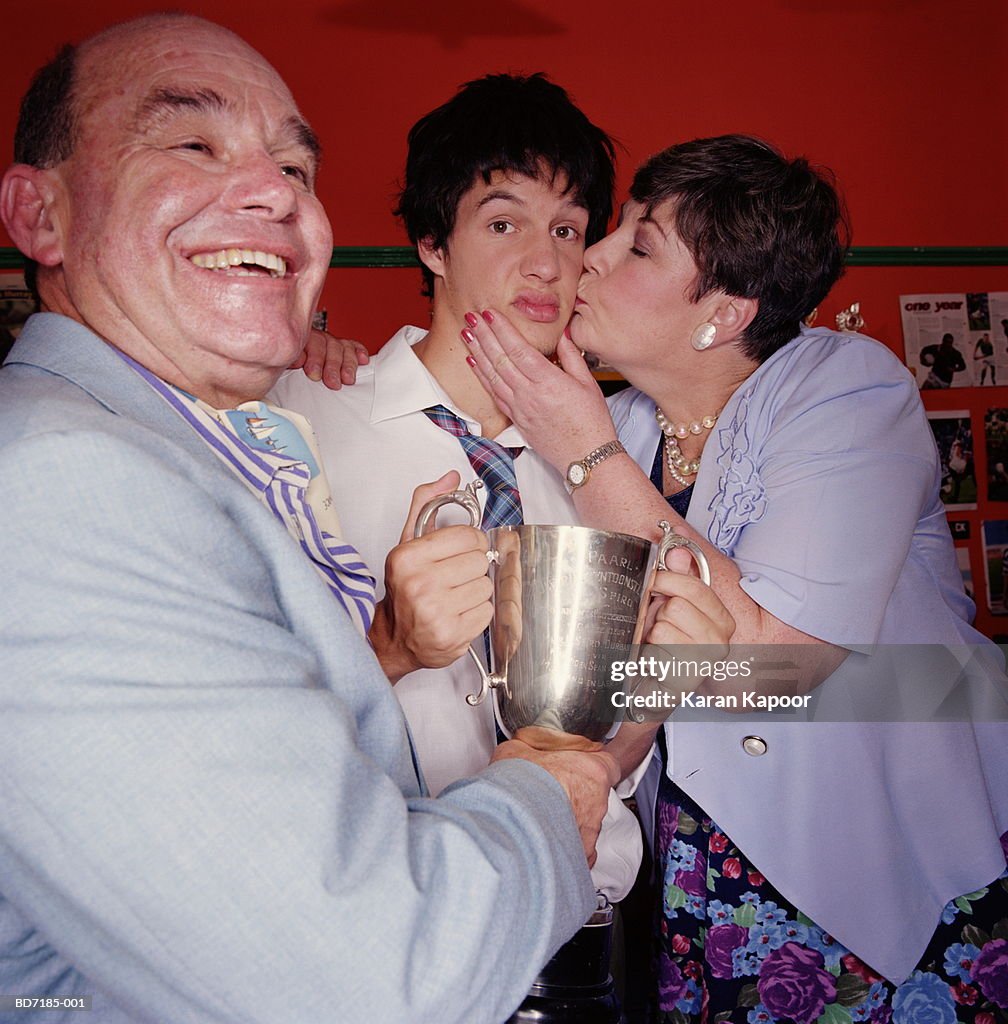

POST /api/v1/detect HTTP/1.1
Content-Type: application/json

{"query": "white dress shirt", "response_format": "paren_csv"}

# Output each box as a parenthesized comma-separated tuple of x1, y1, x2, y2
(273, 326, 643, 899)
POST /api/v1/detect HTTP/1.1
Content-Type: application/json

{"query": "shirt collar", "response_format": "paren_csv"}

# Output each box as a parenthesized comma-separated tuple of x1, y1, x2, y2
(370, 325, 530, 448)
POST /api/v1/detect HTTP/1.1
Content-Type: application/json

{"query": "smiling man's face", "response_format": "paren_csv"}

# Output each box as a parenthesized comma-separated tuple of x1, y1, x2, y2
(41, 17, 333, 405)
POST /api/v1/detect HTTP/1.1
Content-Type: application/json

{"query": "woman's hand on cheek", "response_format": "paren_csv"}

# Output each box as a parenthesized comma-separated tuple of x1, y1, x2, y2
(462, 308, 619, 470)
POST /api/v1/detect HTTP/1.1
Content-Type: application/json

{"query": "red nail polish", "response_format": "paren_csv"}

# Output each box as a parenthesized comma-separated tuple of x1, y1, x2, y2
(481, 309, 494, 324)
(464, 312, 479, 328)
(461, 328, 475, 344)
(466, 355, 477, 367)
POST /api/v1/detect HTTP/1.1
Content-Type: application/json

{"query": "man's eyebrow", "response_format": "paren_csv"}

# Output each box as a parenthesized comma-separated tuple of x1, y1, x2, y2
(474, 188, 587, 216)
(133, 87, 230, 132)
(132, 89, 321, 164)
(475, 188, 526, 210)
(284, 116, 321, 165)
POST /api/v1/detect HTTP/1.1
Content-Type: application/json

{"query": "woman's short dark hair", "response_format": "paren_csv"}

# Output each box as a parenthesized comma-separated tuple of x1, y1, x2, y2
(13, 43, 80, 300)
(396, 73, 616, 298)
(630, 134, 850, 363)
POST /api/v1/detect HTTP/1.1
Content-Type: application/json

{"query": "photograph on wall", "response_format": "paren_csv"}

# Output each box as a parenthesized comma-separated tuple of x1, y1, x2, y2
(984, 407, 1008, 501)
(982, 520, 1008, 615)
(926, 410, 976, 510)
(901, 291, 1008, 389)
(992, 292, 1008, 369)
(956, 546, 974, 601)
(0, 272, 33, 363)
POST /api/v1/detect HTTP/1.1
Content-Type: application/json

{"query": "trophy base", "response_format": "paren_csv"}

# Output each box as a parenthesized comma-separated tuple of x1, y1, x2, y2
(507, 986, 620, 1024)
(507, 895, 621, 1024)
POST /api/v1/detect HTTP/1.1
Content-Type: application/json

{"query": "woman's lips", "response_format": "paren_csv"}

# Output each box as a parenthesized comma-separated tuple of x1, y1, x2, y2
(513, 294, 560, 323)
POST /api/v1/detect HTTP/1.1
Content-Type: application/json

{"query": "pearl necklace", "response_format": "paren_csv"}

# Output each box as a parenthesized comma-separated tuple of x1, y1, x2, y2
(655, 407, 718, 487)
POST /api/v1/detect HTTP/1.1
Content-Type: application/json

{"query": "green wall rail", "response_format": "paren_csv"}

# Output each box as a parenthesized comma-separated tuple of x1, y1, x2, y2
(2, 245, 1007, 271)
(843, 247, 1008, 267)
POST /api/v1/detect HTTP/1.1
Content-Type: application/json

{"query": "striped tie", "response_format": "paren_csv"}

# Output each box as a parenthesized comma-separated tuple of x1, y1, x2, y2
(116, 350, 377, 636)
(423, 405, 524, 529)
(220, 401, 378, 635)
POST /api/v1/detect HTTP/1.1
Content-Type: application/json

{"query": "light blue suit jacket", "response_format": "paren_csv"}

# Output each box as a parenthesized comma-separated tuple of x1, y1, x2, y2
(0, 314, 595, 1023)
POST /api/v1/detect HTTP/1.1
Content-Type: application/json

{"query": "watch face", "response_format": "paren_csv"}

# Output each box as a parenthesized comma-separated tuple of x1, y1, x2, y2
(567, 462, 587, 487)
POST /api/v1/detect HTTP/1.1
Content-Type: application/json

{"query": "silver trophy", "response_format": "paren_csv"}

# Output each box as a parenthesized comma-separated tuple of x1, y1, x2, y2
(415, 481, 711, 740)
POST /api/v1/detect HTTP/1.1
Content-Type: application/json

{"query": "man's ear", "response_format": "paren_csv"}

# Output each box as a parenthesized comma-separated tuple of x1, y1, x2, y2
(709, 294, 757, 345)
(417, 235, 447, 279)
(0, 165, 65, 269)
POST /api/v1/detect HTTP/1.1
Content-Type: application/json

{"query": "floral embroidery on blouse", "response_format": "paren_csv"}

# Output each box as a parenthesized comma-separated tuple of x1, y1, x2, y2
(707, 390, 768, 552)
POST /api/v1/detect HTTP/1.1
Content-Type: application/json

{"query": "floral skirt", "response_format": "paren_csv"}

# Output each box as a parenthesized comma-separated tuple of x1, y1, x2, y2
(653, 768, 1008, 1024)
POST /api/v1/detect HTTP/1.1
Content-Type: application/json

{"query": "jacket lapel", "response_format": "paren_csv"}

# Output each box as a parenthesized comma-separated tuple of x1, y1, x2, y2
(8, 313, 222, 468)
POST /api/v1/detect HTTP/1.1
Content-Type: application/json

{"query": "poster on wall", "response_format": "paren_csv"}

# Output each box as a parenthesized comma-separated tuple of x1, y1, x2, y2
(0, 272, 34, 362)
(982, 520, 1008, 615)
(984, 407, 1008, 501)
(956, 546, 974, 601)
(926, 410, 976, 510)
(900, 291, 1008, 389)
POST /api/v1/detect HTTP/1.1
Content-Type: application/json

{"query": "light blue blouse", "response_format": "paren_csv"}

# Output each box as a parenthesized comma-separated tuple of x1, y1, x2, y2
(611, 326, 1008, 983)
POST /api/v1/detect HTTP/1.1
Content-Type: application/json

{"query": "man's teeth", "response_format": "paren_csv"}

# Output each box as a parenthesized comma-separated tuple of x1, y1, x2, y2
(189, 249, 287, 278)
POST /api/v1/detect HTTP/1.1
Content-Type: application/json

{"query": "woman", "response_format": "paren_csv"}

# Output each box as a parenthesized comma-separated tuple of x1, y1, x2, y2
(461, 135, 1008, 1022)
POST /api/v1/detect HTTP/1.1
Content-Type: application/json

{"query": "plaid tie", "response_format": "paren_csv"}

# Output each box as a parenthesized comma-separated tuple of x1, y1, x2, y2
(423, 405, 524, 528)
(424, 405, 522, 732)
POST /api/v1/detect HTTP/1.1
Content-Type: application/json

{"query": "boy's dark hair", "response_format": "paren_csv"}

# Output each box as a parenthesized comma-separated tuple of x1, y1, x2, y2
(396, 73, 616, 298)
(630, 134, 850, 363)
(12, 44, 80, 300)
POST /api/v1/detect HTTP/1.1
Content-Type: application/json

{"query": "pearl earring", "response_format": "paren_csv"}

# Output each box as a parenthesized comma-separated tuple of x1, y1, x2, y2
(691, 322, 716, 351)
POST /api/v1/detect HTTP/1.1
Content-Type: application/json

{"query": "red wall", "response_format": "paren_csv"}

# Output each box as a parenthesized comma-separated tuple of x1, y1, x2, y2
(3, 0, 1008, 633)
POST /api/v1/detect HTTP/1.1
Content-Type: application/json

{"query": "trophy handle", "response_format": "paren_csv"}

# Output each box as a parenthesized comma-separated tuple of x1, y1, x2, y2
(413, 479, 484, 537)
(413, 480, 506, 706)
(656, 520, 711, 585)
(624, 522, 713, 724)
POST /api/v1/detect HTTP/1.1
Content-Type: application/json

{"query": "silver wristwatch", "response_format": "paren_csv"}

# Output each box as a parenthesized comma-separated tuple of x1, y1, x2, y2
(564, 440, 625, 493)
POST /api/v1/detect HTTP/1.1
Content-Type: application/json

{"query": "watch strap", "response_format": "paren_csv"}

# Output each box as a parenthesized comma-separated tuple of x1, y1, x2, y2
(583, 439, 625, 472)
(566, 440, 625, 491)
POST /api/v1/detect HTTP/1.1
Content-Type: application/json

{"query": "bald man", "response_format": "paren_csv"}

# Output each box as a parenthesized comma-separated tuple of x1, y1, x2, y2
(0, 16, 618, 1023)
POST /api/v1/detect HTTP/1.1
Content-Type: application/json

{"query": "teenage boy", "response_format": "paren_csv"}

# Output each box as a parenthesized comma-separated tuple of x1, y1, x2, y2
(273, 73, 645, 896)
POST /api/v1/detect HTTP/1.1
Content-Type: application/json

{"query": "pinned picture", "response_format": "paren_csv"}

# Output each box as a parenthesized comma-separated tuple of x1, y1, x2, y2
(926, 410, 976, 510)
(956, 547, 974, 601)
(0, 272, 34, 363)
(901, 292, 1008, 388)
(982, 520, 1008, 614)
(985, 408, 1008, 501)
